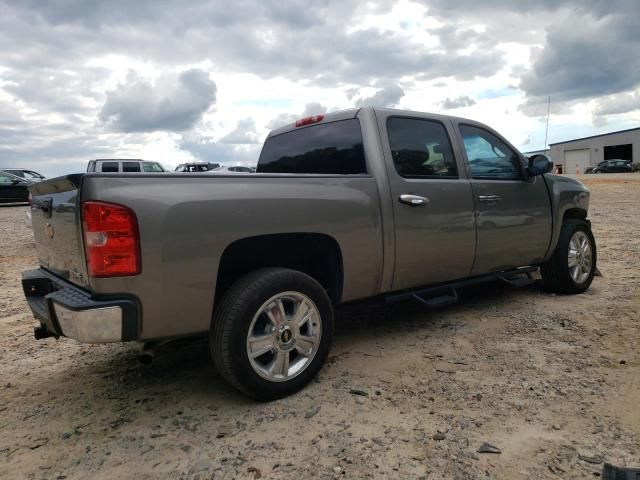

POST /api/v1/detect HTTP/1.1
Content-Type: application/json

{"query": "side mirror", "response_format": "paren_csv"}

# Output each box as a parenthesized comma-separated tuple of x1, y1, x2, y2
(528, 154, 554, 176)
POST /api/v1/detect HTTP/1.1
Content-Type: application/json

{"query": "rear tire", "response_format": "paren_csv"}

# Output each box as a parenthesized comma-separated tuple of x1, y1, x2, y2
(211, 268, 334, 400)
(541, 219, 597, 294)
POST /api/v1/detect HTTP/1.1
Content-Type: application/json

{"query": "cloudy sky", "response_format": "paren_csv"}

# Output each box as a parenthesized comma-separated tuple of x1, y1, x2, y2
(1, 0, 638, 175)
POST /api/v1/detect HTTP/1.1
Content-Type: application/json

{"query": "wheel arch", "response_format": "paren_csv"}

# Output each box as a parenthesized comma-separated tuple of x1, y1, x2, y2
(543, 206, 590, 262)
(215, 233, 344, 305)
(562, 207, 588, 221)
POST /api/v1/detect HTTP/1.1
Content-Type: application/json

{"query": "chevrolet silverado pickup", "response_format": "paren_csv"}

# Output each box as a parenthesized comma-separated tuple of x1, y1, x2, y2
(22, 107, 596, 399)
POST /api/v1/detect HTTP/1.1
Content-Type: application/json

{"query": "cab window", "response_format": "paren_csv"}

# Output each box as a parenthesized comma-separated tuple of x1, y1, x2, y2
(123, 162, 141, 172)
(101, 162, 119, 173)
(257, 119, 366, 174)
(387, 117, 458, 178)
(459, 124, 523, 180)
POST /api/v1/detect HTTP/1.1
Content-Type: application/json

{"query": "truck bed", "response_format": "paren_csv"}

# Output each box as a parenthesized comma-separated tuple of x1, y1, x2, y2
(29, 173, 384, 339)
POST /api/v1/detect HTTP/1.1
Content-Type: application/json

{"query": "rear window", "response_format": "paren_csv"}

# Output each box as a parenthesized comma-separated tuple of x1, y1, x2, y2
(257, 119, 366, 174)
(123, 162, 141, 172)
(101, 162, 119, 172)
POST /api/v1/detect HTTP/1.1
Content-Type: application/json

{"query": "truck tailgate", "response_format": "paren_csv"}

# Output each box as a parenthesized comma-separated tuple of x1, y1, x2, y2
(29, 174, 90, 288)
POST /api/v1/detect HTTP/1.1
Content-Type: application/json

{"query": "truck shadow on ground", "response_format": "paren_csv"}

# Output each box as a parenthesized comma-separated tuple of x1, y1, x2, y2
(37, 280, 540, 406)
(334, 279, 537, 336)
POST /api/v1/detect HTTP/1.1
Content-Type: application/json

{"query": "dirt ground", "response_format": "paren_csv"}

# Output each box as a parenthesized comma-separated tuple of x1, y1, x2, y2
(1, 174, 639, 479)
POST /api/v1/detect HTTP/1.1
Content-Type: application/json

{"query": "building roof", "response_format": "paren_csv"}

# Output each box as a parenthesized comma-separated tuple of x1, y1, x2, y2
(522, 149, 550, 155)
(549, 126, 640, 146)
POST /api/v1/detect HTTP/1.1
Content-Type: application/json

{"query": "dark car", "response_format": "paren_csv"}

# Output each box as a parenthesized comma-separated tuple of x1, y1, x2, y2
(0, 168, 45, 181)
(174, 162, 220, 172)
(0, 171, 32, 203)
(591, 159, 632, 173)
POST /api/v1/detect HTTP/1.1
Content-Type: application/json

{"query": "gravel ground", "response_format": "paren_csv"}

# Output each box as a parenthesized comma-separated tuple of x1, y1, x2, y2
(1, 174, 639, 479)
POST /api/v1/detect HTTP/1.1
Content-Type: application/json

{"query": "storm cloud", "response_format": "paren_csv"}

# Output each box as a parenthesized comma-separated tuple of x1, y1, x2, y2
(1, 0, 638, 174)
(99, 69, 216, 133)
(520, 12, 640, 112)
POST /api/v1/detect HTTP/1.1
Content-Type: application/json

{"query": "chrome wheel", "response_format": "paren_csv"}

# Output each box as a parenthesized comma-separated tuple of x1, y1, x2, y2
(568, 231, 593, 284)
(246, 291, 322, 382)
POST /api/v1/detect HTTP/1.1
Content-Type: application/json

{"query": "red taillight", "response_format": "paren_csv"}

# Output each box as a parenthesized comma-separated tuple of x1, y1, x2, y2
(82, 201, 140, 277)
(295, 114, 324, 127)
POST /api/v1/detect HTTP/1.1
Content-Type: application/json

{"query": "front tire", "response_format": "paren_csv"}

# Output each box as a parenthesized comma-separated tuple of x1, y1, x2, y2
(541, 219, 597, 294)
(211, 268, 334, 400)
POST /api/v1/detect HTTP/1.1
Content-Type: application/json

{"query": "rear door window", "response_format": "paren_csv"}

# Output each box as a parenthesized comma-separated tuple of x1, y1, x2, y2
(257, 119, 366, 174)
(387, 117, 458, 178)
(123, 162, 141, 172)
(100, 162, 119, 172)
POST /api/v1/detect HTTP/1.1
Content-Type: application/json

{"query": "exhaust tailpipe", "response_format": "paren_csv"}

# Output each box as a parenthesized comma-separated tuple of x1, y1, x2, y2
(138, 340, 170, 364)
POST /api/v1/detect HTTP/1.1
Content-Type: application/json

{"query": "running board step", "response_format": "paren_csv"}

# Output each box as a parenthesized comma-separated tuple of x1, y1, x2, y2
(499, 271, 534, 287)
(413, 287, 458, 307)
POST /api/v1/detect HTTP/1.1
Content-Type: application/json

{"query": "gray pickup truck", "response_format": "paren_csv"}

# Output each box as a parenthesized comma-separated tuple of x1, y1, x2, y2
(22, 107, 596, 399)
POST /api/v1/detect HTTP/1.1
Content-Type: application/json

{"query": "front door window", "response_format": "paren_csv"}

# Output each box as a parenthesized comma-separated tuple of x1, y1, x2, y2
(459, 124, 523, 180)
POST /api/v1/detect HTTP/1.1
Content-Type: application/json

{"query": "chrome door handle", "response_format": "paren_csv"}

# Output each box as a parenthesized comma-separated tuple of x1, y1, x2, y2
(399, 194, 429, 206)
(478, 195, 501, 203)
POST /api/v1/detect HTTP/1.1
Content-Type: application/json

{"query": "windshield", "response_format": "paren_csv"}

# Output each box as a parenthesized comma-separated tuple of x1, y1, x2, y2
(143, 162, 165, 172)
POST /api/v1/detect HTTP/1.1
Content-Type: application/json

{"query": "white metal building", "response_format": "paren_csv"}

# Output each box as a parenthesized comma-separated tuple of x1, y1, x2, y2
(548, 127, 639, 174)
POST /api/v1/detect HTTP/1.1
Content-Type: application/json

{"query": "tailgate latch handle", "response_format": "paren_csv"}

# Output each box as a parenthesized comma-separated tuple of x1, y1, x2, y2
(39, 197, 53, 218)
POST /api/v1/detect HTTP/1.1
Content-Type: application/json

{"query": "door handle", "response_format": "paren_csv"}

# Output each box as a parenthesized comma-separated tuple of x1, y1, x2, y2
(399, 194, 429, 206)
(478, 195, 501, 203)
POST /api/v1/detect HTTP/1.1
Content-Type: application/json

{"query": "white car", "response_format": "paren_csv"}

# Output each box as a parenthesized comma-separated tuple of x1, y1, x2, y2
(87, 159, 166, 173)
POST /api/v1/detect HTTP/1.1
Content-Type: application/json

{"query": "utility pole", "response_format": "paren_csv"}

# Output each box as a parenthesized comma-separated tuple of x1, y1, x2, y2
(544, 95, 551, 152)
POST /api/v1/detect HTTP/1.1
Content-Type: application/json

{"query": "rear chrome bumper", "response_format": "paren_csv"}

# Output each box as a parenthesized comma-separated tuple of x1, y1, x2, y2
(22, 268, 139, 343)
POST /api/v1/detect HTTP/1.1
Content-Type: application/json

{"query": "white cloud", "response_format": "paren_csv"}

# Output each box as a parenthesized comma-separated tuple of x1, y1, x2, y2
(440, 95, 476, 109)
(219, 118, 260, 144)
(354, 85, 405, 108)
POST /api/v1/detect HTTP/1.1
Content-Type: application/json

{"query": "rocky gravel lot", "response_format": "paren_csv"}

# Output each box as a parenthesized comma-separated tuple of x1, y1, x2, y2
(1, 175, 639, 479)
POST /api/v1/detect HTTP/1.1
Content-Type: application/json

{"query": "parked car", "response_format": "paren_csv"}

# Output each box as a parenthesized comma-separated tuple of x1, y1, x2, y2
(590, 159, 632, 173)
(87, 159, 166, 173)
(0, 171, 32, 203)
(585, 159, 629, 174)
(174, 162, 220, 172)
(22, 106, 597, 400)
(208, 165, 256, 174)
(0, 168, 45, 181)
